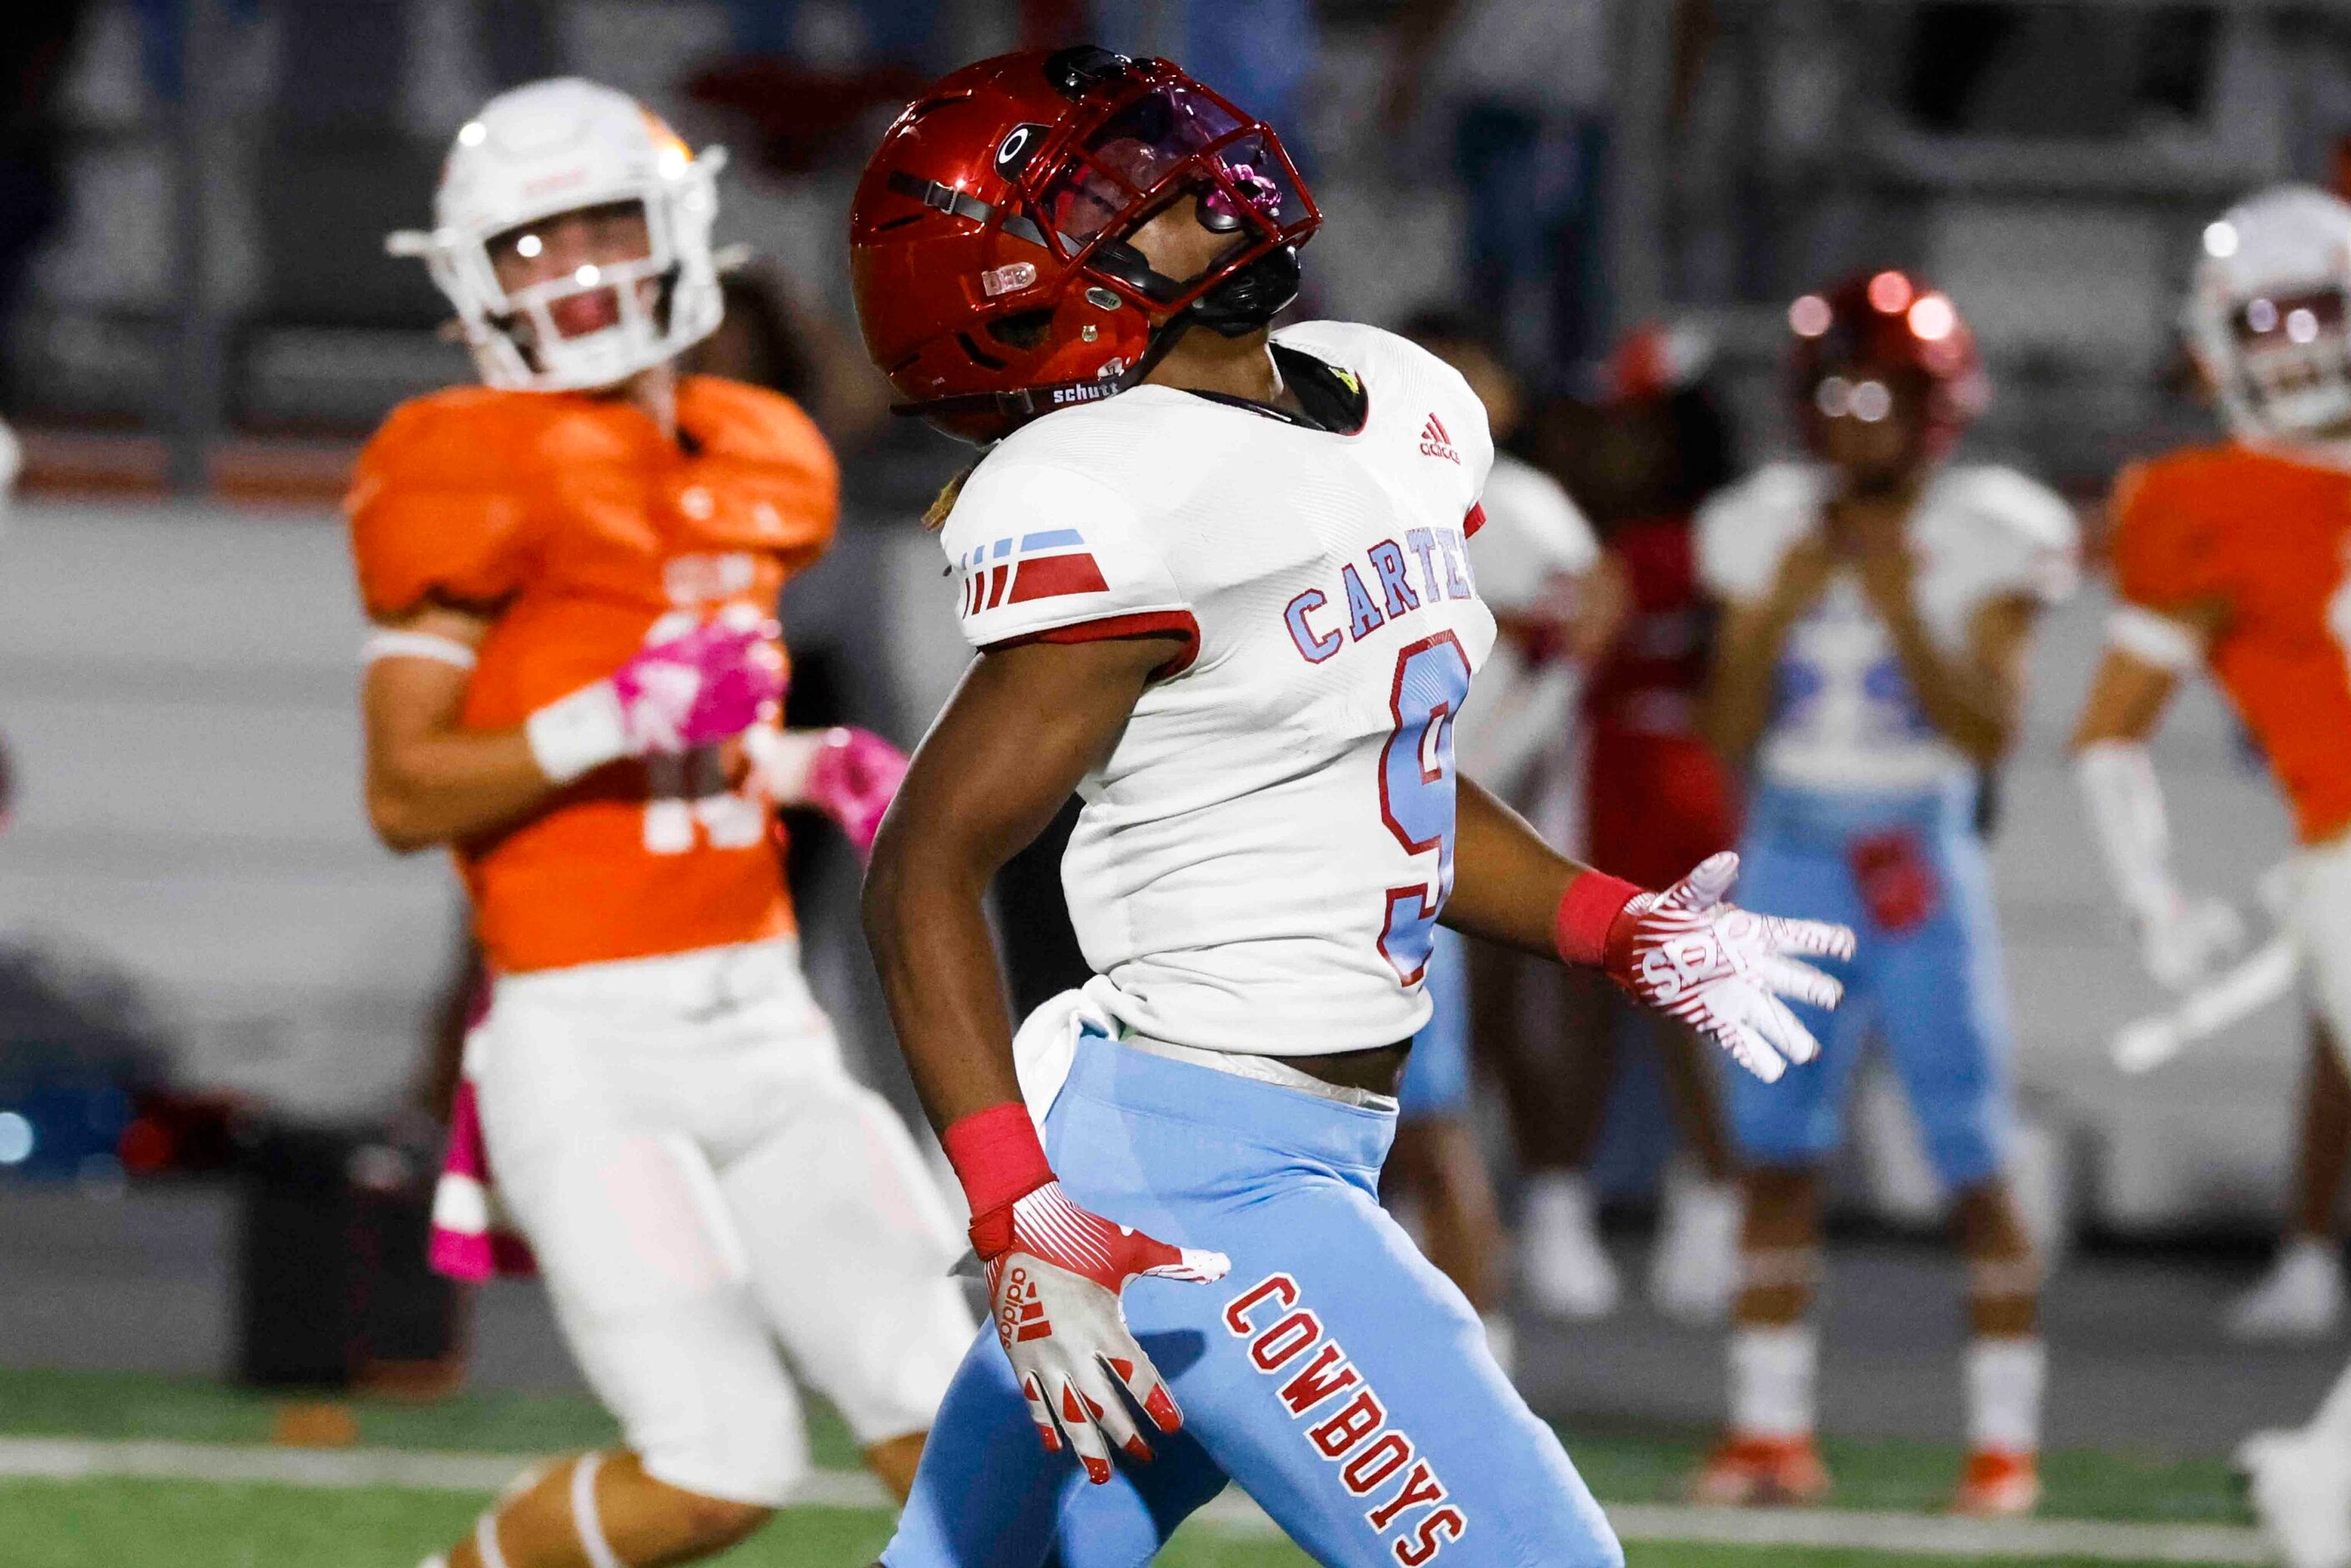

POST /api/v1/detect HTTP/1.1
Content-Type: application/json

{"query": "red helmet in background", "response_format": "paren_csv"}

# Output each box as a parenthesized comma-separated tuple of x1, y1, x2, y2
(1603, 320, 1715, 407)
(1785, 270, 1986, 456)
(848, 46, 1320, 443)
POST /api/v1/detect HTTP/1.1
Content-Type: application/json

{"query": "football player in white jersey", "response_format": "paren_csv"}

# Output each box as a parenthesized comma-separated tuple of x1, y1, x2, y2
(1694, 273, 2077, 1515)
(847, 48, 1852, 1567)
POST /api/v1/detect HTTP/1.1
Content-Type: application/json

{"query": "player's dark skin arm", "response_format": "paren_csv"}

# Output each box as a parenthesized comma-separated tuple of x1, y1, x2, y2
(1443, 777, 1621, 953)
(1841, 484, 2050, 763)
(1700, 536, 1833, 762)
(862, 634, 1183, 1132)
(1868, 584, 2041, 764)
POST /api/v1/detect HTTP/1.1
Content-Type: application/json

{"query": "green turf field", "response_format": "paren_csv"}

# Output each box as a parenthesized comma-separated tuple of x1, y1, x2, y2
(0, 1369, 2257, 1566)
(0, 1480, 2248, 1568)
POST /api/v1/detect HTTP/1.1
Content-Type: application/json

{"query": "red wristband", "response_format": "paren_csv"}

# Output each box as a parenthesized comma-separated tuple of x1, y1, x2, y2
(940, 1101, 1054, 1223)
(1554, 871, 1643, 969)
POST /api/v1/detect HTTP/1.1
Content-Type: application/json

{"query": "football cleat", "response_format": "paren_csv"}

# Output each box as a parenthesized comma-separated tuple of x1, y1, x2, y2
(1690, 1432, 1831, 1507)
(2239, 1427, 2351, 1568)
(1952, 1449, 2040, 1518)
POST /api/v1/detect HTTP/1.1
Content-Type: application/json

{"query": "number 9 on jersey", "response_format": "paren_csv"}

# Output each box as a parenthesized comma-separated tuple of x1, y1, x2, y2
(1378, 634, 1473, 987)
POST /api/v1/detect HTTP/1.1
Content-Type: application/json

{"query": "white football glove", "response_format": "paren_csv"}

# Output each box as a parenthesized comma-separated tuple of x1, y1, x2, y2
(973, 1181, 1229, 1484)
(2075, 741, 2245, 994)
(1605, 852, 1855, 1083)
(2134, 891, 2247, 994)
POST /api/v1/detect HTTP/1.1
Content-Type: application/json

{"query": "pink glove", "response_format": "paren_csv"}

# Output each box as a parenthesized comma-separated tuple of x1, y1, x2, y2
(1564, 852, 1855, 1084)
(973, 1181, 1231, 1483)
(611, 619, 784, 753)
(523, 617, 782, 785)
(804, 727, 908, 858)
(746, 725, 909, 859)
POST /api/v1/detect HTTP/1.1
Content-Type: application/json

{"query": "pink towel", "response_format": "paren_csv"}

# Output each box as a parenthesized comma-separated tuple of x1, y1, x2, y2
(428, 1049, 537, 1282)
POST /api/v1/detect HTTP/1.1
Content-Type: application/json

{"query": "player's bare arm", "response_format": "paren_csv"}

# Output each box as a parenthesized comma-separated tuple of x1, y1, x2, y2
(2070, 596, 2227, 750)
(863, 629, 1224, 1484)
(1445, 775, 1852, 1084)
(361, 602, 549, 852)
(361, 598, 783, 853)
(1441, 778, 1584, 953)
(863, 632, 1182, 1130)
(1701, 534, 1833, 761)
(1855, 521, 2043, 762)
(1878, 584, 2041, 763)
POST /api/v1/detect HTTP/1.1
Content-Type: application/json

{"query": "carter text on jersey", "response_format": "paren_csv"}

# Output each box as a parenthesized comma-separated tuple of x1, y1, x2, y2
(1284, 526, 1479, 664)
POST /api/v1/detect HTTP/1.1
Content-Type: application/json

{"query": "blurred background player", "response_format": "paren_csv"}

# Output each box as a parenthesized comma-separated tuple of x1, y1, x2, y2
(2078, 184, 2351, 1352)
(351, 78, 973, 1568)
(2070, 183, 2351, 1567)
(1509, 324, 1749, 1325)
(1388, 308, 1610, 1368)
(1695, 271, 2077, 1515)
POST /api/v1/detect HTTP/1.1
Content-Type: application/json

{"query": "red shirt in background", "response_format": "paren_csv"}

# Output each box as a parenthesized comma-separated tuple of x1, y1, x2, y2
(1580, 515, 1741, 889)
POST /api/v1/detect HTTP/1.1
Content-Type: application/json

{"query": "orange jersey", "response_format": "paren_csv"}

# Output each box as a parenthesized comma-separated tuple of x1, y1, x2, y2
(2110, 443, 2351, 845)
(347, 375, 838, 972)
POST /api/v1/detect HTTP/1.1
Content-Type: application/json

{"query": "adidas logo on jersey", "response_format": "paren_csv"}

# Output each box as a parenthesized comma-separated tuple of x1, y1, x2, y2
(1418, 415, 1459, 464)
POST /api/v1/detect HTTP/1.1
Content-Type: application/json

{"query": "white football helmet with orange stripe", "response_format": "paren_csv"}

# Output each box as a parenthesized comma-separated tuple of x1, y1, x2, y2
(391, 78, 726, 392)
(2188, 185, 2351, 441)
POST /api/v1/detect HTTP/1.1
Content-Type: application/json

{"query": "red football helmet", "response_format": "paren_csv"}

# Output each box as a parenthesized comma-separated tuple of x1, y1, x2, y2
(849, 46, 1320, 443)
(1785, 270, 1985, 455)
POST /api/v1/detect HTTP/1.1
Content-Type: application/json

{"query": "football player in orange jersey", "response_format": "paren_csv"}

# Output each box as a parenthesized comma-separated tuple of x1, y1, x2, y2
(351, 79, 975, 1568)
(2071, 184, 2351, 1568)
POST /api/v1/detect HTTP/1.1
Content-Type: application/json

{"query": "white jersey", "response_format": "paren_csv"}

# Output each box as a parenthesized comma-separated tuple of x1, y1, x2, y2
(1455, 452, 1597, 790)
(1697, 461, 2077, 797)
(940, 321, 1497, 1055)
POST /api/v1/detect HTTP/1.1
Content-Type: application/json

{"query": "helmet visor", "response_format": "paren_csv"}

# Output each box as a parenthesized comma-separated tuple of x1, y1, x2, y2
(1032, 83, 1312, 295)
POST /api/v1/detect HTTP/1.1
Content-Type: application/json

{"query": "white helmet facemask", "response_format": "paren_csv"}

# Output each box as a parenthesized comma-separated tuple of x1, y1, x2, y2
(2189, 185, 2351, 443)
(390, 78, 726, 393)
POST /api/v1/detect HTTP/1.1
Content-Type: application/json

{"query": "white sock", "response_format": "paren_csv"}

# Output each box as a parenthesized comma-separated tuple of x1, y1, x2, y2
(571, 1451, 624, 1568)
(2310, 1358, 2351, 1440)
(2280, 1233, 2340, 1273)
(1966, 1336, 2045, 1454)
(1524, 1171, 1598, 1226)
(473, 1512, 509, 1568)
(1729, 1323, 1817, 1439)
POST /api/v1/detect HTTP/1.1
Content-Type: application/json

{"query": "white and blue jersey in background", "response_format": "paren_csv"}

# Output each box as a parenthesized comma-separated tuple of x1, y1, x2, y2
(1696, 462, 2075, 1186)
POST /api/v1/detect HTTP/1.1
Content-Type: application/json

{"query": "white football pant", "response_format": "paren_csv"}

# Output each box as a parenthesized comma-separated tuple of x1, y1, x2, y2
(2294, 832, 2351, 1067)
(475, 938, 974, 1506)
